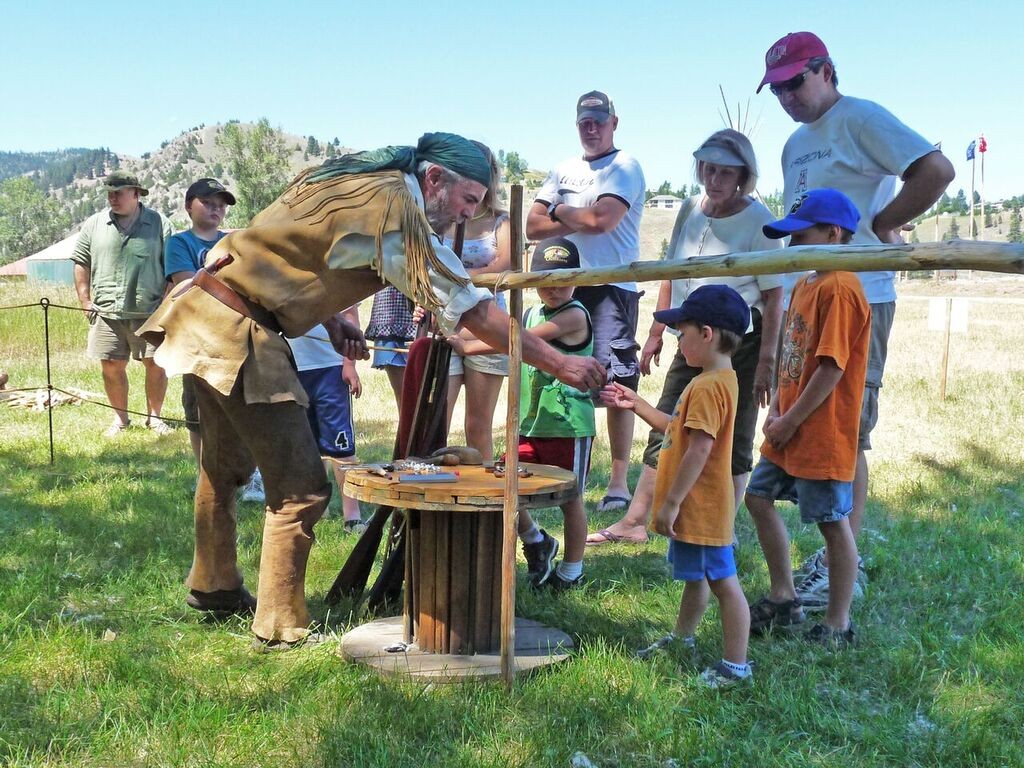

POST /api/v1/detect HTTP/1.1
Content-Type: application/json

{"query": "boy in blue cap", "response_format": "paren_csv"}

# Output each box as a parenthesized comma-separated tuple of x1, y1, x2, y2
(743, 188, 871, 649)
(603, 284, 753, 688)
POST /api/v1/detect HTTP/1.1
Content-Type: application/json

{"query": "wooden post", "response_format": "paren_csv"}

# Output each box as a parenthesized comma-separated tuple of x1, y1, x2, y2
(500, 185, 524, 686)
(939, 297, 952, 401)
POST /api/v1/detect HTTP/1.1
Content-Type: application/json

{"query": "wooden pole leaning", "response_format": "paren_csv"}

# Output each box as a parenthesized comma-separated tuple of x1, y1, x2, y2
(500, 185, 524, 687)
(472, 241, 1024, 292)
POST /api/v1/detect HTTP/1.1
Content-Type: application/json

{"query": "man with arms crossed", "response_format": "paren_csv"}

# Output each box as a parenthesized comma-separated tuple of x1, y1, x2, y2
(527, 90, 646, 512)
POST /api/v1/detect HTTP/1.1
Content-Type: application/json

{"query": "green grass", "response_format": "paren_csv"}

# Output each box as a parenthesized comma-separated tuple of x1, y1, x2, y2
(1, 280, 1023, 767)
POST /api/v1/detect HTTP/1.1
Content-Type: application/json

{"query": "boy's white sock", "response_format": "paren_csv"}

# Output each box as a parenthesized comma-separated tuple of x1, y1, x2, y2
(520, 523, 543, 545)
(556, 560, 582, 580)
(721, 659, 752, 678)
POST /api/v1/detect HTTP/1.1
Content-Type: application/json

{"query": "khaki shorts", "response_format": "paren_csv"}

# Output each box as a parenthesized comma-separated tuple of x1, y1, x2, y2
(87, 317, 157, 361)
(858, 301, 896, 451)
(449, 351, 509, 377)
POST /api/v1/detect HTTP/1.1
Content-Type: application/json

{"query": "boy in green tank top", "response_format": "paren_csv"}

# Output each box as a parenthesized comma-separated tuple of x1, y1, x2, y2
(448, 237, 595, 590)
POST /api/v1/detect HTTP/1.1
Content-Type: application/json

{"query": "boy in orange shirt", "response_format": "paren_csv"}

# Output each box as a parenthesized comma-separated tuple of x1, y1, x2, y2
(604, 284, 752, 688)
(744, 188, 871, 648)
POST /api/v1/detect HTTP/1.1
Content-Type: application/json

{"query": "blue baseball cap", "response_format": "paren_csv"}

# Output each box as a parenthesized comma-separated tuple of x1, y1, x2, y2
(653, 284, 750, 337)
(762, 188, 860, 239)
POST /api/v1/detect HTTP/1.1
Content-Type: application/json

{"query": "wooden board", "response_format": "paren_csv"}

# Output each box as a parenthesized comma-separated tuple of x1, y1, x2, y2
(339, 615, 574, 681)
(344, 464, 576, 512)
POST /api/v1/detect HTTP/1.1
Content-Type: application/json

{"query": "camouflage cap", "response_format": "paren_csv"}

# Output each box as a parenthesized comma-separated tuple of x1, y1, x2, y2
(102, 170, 149, 196)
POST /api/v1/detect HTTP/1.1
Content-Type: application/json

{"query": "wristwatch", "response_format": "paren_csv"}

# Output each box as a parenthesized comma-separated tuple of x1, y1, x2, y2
(547, 202, 561, 222)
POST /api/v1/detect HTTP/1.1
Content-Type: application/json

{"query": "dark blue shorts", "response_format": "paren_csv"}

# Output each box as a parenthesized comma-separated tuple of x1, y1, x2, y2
(574, 284, 641, 390)
(667, 539, 737, 582)
(297, 366, 355, 458)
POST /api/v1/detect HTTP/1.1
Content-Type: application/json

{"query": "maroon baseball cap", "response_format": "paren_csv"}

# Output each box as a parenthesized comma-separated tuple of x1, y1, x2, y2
(756, 32, 829, 93)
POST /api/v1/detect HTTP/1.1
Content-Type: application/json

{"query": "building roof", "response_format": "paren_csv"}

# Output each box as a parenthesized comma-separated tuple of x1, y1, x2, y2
(0, 256, 28, 276)
(27, 233, 79, 262)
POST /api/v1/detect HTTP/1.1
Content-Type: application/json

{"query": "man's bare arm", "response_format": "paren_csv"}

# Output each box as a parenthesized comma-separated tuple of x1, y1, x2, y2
(872, 150, 955, 243)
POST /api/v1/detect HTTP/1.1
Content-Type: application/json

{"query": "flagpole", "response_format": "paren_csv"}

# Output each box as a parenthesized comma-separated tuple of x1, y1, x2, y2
(980, 134, 986, 236)
(970, 150, 977, 242)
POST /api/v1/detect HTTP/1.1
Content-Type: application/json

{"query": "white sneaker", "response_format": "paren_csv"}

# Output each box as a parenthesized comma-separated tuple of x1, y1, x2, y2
(794, 548, 826, 581)
(795, 562, 865, 611)
(240, 470, 265, 503)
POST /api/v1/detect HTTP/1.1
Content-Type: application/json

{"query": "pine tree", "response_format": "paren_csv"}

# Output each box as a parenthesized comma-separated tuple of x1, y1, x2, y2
(218, 119, 290, 225)
(1008, 204, 1023, 243)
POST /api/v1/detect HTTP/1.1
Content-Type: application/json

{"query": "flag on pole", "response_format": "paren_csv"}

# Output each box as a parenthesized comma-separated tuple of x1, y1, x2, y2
(966, 140, 976, 161)
(978, 135, 988, 153)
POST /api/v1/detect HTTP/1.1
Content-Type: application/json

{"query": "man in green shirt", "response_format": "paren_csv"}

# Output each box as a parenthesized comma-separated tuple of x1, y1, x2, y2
(71, 171, 173, 437)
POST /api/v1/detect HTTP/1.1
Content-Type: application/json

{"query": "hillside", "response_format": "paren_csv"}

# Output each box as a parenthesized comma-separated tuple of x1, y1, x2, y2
(4, 123, 351, 242)
(3, 127, 1017, 264)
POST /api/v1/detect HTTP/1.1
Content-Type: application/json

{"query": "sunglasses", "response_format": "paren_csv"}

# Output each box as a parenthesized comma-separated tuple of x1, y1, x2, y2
(769, 70, 811, 95)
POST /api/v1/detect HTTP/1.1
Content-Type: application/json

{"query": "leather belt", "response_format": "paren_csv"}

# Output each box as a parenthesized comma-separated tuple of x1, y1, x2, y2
(192, 269, 282, 334)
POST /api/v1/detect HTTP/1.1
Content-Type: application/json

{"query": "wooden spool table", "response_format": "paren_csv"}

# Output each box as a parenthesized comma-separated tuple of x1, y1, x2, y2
(339, 463, 576, 680)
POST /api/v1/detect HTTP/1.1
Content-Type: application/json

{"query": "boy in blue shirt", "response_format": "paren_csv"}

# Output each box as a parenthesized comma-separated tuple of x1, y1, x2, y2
(165, 179, 238, 472)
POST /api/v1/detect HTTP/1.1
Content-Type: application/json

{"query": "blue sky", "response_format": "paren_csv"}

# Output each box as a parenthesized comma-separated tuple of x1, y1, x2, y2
(4, 0, 1021, 200)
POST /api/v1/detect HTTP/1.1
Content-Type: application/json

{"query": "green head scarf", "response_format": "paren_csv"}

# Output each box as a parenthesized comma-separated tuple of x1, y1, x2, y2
(305, 132, 491, 187)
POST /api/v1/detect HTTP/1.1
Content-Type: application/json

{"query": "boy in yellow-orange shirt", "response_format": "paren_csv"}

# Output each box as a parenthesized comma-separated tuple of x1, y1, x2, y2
(744, 189, 871, 649)
(603, 284, 752, 688)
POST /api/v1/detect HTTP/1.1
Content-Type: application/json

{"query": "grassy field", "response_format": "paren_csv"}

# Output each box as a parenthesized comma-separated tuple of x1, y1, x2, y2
(1, 278, 1023, 767)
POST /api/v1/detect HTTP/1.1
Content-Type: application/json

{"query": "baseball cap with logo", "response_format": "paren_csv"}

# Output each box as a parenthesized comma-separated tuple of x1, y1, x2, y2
(185, 178, 236, 205)
(653, 284, 750, 338)
(103, 171, 149, 196)
(531, 237, 581, 272)
(576, 90, 615, 124)
(762, 188, 861, 239)
(756, 31, 829, 93)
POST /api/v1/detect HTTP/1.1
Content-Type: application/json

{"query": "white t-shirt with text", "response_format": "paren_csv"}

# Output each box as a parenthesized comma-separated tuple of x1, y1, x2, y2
(536, 149, 645, 292)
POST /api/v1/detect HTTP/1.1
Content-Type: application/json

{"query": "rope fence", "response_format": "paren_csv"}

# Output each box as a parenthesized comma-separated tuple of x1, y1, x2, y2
(0, 298, 191, 464)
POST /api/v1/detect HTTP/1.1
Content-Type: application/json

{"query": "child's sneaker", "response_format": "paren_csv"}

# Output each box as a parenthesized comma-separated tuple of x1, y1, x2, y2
(343, 519, 367, 535)
(636, 633, 698, 664)
(795, 561, 866, 611)
(804, 621, 856, 650)
(240, 470, 265, 503)
(698, 661, 753, 690)
(749, 596, 806, 635)
(522, 530, 558, 587)
(546, 569, 583, 593)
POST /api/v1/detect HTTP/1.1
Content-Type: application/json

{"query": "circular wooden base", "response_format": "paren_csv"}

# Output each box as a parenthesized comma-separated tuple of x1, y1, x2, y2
(339, 616, 573, 680)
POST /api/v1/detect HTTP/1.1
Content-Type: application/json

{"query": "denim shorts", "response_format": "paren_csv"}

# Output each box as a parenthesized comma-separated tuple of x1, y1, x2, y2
(746, 458, 853, 525)
(667, 539, 737, 582)
(371, 339, 410, 369)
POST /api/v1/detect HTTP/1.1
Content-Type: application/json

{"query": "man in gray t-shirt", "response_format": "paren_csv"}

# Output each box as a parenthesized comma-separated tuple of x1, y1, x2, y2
(757, 31, 954, 610)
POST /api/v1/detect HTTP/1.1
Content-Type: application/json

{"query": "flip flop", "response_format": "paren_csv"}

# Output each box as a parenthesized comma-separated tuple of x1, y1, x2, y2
(252, 631, 329, 653)
(597, 495, 631, 512)
(585, 528, 649, 547)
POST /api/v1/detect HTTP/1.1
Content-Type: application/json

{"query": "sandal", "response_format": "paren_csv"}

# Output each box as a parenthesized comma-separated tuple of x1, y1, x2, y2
(597, 495, 632, 512)
(252, 631, 329, 653)
(586, 528, 648, 547)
